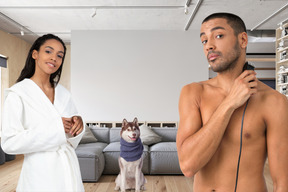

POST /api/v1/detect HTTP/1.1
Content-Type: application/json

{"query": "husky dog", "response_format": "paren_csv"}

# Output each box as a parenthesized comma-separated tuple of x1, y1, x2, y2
(115, 118, 146, 192)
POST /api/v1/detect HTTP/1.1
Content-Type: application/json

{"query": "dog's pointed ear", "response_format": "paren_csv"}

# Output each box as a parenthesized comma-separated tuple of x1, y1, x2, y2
(122, 118, 128, 127)
(133, 117, 138, 125)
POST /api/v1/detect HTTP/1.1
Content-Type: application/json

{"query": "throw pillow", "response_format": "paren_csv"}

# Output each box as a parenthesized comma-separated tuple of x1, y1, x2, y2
(139, 124, 162, 145)
(80, 125, 98, 144)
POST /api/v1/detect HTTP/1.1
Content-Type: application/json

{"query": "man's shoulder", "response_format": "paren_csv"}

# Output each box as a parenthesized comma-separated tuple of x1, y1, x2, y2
(257, 81, 288, 109)
(181, 80, 214, 97)
(258, 81, 284, 99)
(182, 80, 211, 92)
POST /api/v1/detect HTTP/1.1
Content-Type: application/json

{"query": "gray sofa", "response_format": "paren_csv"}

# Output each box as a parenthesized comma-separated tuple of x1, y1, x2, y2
(75, 126, 182, 182)
(0, 139, 16, 165)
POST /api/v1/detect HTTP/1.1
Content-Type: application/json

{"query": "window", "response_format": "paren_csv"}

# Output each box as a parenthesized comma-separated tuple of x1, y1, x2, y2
(0, 55, 7, 68)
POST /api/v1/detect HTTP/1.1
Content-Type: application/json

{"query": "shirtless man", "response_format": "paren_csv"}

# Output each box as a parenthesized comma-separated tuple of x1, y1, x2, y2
(176, 12, 288, 192)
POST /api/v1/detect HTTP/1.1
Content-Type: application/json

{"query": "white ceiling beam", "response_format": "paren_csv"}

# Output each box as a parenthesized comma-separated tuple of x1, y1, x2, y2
(251, 2, 288, 31)
(0, 12, 36, 36)
(0, 5, 184, 9)
(184, 0, 203, 31)
(186, 0, 192, 7)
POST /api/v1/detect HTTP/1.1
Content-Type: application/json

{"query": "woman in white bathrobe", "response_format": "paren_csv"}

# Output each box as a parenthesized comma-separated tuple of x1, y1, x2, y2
(1, 34, 85, 192)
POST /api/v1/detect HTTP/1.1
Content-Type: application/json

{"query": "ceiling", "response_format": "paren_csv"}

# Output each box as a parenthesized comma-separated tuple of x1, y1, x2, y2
(0, 0, 288, 44)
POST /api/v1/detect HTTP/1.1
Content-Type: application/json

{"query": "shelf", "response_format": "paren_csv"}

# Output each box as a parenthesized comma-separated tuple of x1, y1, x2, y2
(277, 58, 288, 64)
(276, 24, 288, 95)
(114, 122, 145, 127)
(276, 35, 288, 41)
(256, 67, 275, 70)
(246, 57, 275, 62)
(86, 121, 177, 128)
(277, 23, 288, 30)
(146, 121, 178, 128)
(258, 78, 275, 80)
(277, 71, 288, 74)
(277, 46, 288, 53)
(277, 82, 288, 86)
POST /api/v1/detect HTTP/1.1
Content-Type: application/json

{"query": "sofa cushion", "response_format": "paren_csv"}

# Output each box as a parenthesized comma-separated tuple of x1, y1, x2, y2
(151, 127, 178, 142)
(109, 128, 121, 143)
(103, 142, 149, 152)
(149, 142, 177, 152)
(76, 142, 108, 158)
(103, 142, 120, 152)
(149, 142, 182, 174)
(90, 127, 110, 143)
(80, 125, 98, 144)
(140, 125, 162, 145)
(0, 143, 5, 165)
(78, 155, 105, 182)
(76, 142, 106, 182)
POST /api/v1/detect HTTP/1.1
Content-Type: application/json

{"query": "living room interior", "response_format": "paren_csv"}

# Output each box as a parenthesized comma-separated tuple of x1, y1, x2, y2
(0, 0, 288, 191)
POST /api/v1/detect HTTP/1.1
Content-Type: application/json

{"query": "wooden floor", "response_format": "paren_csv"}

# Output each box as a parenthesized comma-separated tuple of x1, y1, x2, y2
(0, 155, 273, 192)
(83, 175, 194, 192)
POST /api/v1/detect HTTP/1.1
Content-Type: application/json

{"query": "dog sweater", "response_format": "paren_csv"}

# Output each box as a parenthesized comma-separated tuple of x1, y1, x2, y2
(120, 138, 144, 162)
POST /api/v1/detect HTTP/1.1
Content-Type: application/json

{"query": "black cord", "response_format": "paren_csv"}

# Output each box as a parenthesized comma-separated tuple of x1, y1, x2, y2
(234, 99, 249, 192)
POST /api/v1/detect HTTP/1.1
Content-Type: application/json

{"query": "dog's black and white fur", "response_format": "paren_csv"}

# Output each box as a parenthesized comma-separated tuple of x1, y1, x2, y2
(115, 118, 146, 192)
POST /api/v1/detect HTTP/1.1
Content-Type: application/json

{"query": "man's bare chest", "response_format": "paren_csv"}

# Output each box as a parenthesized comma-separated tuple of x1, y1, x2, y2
(200, 97, 266, 144)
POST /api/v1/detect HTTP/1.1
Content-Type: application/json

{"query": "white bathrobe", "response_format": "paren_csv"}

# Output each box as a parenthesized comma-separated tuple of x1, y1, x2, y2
(1, 79, 85, 192)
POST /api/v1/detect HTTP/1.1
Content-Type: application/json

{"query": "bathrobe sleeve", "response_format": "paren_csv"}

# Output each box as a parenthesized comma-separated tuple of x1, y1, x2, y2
(60, 89, 84, 149)
(1, 92, 67, 155)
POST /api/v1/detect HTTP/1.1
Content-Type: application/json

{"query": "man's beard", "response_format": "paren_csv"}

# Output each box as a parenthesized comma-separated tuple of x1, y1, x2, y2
(208, 41, 241, 73)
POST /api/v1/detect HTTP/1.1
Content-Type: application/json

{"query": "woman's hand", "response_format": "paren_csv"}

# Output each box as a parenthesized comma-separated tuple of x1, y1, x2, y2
(62, 117, 73, 133)
(62, 116, 84, 136)
(70, 116, 84, 136)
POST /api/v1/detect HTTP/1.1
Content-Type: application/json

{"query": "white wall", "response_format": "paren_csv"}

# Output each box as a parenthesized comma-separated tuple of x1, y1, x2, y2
(71, 30, 207, 122)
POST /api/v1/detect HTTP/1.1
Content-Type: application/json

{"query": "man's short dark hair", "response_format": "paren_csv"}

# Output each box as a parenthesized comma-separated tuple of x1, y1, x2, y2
(202, 12, 247, 36)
